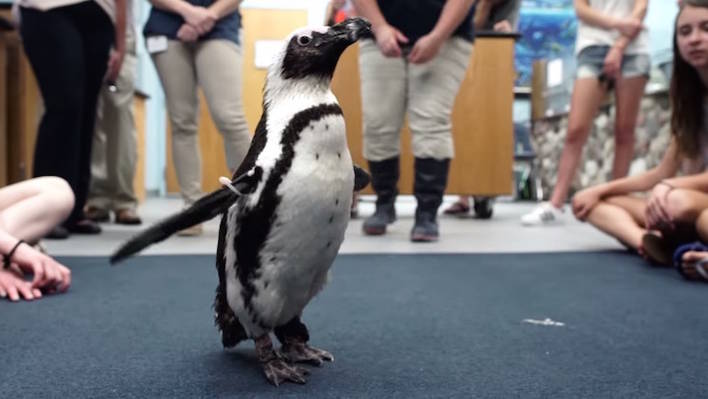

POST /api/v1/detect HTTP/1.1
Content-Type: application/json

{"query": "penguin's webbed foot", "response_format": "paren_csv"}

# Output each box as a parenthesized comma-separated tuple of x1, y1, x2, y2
(280, 341, 334, 367)
(262, 355, 310, 386)
(255, 334, 309, 386)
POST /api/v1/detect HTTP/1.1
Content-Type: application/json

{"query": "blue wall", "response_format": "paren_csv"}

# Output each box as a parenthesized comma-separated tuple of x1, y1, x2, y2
(134, 1, 167, 195)
(647, 0, 678, 64)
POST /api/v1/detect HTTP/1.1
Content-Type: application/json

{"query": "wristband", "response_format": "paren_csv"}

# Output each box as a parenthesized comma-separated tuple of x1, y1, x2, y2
(2, 240, 25, 269)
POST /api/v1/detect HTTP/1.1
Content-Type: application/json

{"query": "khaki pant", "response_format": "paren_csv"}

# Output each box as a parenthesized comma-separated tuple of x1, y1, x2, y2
(88, 32, 138, 212)
(359, 37, 473, 161)
(151, 39, 251, 205)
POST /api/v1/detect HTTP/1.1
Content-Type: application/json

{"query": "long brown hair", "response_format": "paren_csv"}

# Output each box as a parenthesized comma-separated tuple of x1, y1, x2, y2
(671, 0, 708, 159)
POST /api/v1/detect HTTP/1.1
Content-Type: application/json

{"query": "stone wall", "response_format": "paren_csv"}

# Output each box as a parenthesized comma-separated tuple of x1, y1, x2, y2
(530, 91, 671, 199)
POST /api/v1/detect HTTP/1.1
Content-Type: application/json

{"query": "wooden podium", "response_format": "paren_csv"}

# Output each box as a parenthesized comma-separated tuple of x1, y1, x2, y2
(332, 32, 518, 195)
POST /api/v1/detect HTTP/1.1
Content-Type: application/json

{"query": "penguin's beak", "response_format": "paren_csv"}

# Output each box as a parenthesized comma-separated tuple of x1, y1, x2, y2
(279, 18, 372, 80)
(326, 17, 373, 44)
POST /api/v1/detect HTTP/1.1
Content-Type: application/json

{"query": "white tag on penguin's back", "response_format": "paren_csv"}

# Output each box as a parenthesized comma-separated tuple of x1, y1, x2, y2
(146, 35, 168, 54)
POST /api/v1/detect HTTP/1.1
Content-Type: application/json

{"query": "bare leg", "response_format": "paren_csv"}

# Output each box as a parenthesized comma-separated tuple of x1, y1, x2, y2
(665, 189, 708, 224)
(696, 208, 708, 242)
(585, 195, 647, 250)
(0, 177, 74, 242)
(549, 78, 607, 208)
(612, 76, 648, 179)
(275, 316, 334, 366)
(254, 334, 309, 386)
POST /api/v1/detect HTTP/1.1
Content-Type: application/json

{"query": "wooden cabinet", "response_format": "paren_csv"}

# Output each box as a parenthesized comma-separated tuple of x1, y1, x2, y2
(0, 13, 40, 186)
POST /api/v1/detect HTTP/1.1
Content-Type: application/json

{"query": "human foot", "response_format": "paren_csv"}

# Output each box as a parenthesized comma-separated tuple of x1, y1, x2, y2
(675, 243, 708, 282)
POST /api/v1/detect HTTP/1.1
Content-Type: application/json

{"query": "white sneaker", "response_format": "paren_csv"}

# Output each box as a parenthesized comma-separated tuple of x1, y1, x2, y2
(520, 203, 564, 226)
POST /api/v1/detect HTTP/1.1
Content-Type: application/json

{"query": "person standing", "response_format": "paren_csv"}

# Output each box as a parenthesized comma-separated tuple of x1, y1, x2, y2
(352, 0, 476, 242)
(144, 0, 251, 236)
(86, 0, 142, 225)
(521, 0, 650, 226)
(15, 0, 127, 238)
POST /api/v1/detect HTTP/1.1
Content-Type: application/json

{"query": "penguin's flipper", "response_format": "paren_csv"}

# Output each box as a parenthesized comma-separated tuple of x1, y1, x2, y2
(110, 167, 263, 264)
(353, 164, 370, 191)
(110, 188, 236, 264)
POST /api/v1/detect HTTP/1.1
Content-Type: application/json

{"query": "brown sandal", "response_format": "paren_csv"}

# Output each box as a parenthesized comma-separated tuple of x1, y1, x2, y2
(443, 201, 470, 215)
(85, 206, 110, 223)
(115, 209, 142, 225)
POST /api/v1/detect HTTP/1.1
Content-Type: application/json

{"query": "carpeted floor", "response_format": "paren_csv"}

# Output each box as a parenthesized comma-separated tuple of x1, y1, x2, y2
(1, 252, 706, 398)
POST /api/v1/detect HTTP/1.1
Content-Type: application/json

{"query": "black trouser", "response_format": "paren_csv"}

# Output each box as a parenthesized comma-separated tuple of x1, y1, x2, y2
(20, 2, 114, 226)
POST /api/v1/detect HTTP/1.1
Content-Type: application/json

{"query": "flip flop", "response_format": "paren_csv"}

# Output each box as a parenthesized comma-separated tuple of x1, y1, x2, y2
(672, 241, 708, 281)
(443, 201, 470, 215)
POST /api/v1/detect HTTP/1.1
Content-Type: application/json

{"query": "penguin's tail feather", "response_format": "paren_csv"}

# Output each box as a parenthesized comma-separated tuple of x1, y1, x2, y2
(110, 188, 237, 264)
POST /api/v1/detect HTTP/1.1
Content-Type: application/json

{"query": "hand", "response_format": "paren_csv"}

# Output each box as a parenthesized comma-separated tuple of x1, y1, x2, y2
(493, 20, 513, 33)
(602, 45, 623, 80)
(0, 269, 41, 302)
(106, 48, 125, 84)
(177, 23, 199, 42)
(11, 243, 71, 293)
(572, 187, 603, 221)
(614, 17, 642, 38)
(373, 24, 409, 58)
(645, 183, 674, 231)
(181, 5, 217, 36)
(408, 32, 444, 64)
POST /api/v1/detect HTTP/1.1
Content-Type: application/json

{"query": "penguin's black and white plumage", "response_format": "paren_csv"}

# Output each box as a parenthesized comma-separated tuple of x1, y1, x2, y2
(111, 18, 372, 386)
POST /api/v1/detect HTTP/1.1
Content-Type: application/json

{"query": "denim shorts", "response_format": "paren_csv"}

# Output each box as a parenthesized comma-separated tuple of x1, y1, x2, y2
(576, 45, 651, 79)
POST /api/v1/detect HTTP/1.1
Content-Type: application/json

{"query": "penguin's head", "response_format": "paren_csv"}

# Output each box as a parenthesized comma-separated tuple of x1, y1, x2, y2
(276, 17, 372, 81)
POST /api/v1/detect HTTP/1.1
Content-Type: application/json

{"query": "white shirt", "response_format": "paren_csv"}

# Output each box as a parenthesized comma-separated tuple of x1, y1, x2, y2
(575, 0, 650, 55)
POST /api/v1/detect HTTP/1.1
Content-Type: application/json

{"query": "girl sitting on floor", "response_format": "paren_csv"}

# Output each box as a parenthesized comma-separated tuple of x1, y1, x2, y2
(572, 0, 708, 281)
(0, 177, 74, 301)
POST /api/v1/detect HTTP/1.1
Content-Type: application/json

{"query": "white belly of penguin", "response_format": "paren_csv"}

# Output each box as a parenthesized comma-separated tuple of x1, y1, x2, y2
(227, 115, 353, 336)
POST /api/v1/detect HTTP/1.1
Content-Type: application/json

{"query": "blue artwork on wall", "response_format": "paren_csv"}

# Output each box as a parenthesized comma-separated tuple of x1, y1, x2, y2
(515, 0, 577, 87)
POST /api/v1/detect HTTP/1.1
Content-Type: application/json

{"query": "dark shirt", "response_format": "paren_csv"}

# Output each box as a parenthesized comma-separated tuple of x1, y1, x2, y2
(144, 0, 241, 45)
(482, 0, 520, 31)
(376, 0, 474, 45)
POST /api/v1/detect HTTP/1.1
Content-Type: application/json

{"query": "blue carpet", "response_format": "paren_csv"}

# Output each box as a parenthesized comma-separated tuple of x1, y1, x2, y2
(1, 252, 706, 398)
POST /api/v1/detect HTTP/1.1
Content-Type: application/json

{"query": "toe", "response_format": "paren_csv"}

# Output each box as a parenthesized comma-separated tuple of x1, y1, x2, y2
(263, 359, 309, 386)
(317, 348, 334, 362)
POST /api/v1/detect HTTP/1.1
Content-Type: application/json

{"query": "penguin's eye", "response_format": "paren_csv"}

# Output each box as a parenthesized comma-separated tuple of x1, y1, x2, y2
(297, 35, 312, 46)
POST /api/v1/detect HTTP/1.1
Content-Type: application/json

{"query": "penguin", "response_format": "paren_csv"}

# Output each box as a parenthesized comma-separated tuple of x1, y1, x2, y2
(111, 17, 372, 386)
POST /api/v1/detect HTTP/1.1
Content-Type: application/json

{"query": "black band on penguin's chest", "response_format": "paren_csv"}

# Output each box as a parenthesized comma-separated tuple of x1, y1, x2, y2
(234, 103, 344, 303)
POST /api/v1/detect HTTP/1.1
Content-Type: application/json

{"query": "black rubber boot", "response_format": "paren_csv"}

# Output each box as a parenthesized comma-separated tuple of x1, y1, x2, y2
(362, 157, 399, 235)
(411, 157, 450, 242)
